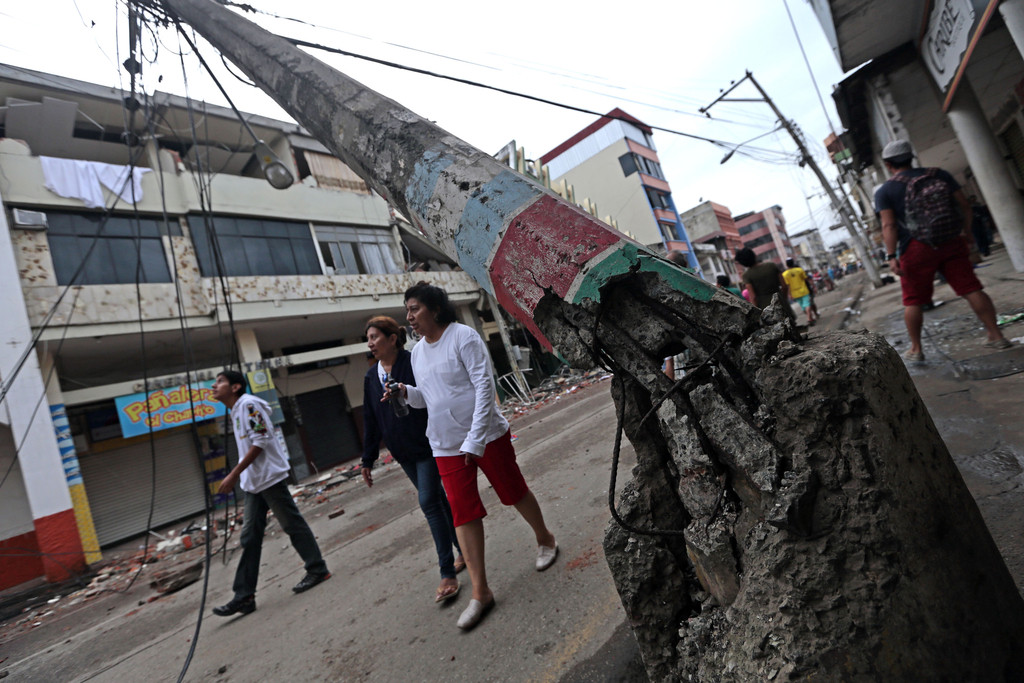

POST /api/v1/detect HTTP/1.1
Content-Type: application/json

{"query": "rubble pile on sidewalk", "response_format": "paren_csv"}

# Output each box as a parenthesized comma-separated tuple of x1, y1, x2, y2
(0, 520, 234, 642)
(501, 368, 612, 420)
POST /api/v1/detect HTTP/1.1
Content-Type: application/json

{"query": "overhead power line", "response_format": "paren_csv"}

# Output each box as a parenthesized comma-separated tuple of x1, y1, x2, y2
(282, 34, 781, 153)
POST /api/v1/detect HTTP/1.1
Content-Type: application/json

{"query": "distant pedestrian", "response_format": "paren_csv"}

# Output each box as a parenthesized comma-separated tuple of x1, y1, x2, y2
(392, 283, 558, 631)
(362, 315, 465, 604)
(715, 274, 743, 298)
(875, 139, 1011, 362)
(212, 370, 330, 617)
(735, 248, 792, 318)
(782, 258, 818, 325)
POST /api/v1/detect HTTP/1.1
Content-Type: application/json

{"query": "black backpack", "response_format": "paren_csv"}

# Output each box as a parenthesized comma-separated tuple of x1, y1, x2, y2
(898, 169, 963, 247)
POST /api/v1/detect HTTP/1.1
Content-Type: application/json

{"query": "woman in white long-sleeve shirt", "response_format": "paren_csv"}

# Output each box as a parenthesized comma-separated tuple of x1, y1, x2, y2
(392, 283, 557, 631)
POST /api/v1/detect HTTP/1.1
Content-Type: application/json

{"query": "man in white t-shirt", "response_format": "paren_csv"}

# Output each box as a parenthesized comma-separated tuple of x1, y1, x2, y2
(211, 370, 330, 617)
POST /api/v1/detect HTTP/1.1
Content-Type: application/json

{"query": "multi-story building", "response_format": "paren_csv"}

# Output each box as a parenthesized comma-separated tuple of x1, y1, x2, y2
(734, 205, 794, 266)
(0, 64, 486, 589)
(538, 108, 701, 271)
(678, 200, 743, 282)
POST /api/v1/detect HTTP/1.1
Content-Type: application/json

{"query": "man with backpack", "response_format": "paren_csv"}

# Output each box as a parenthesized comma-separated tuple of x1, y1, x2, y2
(875, 139, 1011, 362)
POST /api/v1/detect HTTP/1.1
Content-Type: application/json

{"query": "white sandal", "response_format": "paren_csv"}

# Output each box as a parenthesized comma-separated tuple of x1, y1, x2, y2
(456, 597, 494, 630)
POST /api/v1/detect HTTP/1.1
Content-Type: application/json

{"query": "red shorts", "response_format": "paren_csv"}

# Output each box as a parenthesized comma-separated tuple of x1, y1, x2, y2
(434, 430, 529, 527)
(898, 237, 982, 307)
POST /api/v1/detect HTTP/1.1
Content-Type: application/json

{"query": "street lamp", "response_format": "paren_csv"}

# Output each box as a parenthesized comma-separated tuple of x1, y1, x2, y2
(253, 141, 295, 190)
(175, 26, 294, 190)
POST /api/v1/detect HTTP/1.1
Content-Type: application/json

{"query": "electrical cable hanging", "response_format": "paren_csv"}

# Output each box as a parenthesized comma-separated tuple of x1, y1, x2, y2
(173, 23, 293, 189)
(282, 33, 773, 153)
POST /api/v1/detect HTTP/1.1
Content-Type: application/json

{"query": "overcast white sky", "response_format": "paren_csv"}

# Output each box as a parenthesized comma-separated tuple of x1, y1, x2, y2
(1, 0, 854, 246)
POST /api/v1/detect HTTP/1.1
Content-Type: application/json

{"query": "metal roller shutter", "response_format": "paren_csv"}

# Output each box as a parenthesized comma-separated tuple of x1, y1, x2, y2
(80, 429, 207, 547)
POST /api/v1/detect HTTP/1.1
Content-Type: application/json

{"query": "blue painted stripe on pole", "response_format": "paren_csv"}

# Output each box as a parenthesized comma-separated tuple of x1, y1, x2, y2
(455, 170, 543, 293)
(406, 149, 454, 219)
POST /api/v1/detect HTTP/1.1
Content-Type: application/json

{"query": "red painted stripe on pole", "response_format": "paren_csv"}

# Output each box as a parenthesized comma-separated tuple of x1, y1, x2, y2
(489, 195, 623, 348)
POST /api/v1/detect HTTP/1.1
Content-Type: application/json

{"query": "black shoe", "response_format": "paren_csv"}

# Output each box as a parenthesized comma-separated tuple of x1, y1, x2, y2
(213, 595, 255, 617)
(292, 571, 331, 593)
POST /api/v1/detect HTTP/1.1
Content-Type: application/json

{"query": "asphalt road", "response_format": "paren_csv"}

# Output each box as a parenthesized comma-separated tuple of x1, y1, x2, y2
(4, 379, 646, 682)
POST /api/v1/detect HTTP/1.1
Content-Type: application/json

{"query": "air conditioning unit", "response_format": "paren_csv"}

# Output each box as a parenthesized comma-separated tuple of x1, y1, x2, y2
(11, 208, 48, 230)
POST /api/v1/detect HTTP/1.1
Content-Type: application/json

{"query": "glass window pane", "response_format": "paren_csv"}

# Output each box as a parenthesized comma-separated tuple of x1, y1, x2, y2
(261, 220, 290, 238)
(218, 239, 250, 276)
(104, 217, 134, 237)
(82, 239, 114, 284)
(268, 238, 298, 275)
(338, 242, 360, 275)
(237, 218, 263, 237)
(190, 220, 214, 276)
(212, 217, 238, 236)
(140, 241, 172, 282)
(292, 238, 321, 274)
(242, 239, 275, 275)
(107, 239, 139, 283)
(49, 235, 83, 285)
(46, 213, 75, 236)
(358, 243, 386, 274)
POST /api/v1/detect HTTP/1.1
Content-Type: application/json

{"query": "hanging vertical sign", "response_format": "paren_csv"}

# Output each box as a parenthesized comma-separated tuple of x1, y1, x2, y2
(114, 381, 226, 438)
(920, 0, 1000, 111)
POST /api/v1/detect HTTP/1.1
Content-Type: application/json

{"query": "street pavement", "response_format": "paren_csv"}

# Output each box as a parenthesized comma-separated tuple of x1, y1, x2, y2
(4, 245, 1022, 682)
(1, 381, 644, 682)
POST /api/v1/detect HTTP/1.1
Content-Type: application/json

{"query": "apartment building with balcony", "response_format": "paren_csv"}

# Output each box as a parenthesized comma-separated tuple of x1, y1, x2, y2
(538, 108, 701, 271)
(0, 64, 486, 589)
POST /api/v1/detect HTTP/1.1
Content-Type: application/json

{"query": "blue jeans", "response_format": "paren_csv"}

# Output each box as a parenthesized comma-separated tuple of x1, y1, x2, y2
(233, 479, 328, 599)
(400, 457, 461, 579)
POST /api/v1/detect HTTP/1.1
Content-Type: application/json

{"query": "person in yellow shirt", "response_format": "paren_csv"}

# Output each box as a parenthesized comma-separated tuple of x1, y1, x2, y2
(783, 258, 818, 325)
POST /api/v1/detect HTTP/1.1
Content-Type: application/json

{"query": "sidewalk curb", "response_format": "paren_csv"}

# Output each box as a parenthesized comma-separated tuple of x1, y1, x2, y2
(835, 282, 869, 330)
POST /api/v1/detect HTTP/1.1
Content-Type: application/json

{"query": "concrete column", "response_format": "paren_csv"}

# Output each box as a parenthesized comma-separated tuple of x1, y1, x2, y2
(40, 353, 102, 564)
(235, 328, 262, 364)
(0, 202, 85, 583)
(1000, 0, 1024, 59)
(946, 79, 1024, 272)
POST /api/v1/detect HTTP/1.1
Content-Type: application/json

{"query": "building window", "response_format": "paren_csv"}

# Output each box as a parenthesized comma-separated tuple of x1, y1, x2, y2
(658, 221, 678, 241)
(189, 215, 321, 277)
(315, 225, 400, 275)
(618, 153, 638, 177)
(636, 155, 664, 180)
(738, 218, 767, 236)
(645, 188, 671, 210)
(619, 153, 664, 180)
(46, 211, 179, 285)
(744, 234, 774, 249)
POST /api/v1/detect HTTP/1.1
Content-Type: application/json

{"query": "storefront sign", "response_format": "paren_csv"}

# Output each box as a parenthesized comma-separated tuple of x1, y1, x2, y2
(921, 0, 1000, 110)
(115, 381, 226, 438)
(130, 356, 294, 393)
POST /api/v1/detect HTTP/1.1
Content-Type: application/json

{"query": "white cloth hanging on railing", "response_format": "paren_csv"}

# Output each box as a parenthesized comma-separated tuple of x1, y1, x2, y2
(40, 156, 152, 209)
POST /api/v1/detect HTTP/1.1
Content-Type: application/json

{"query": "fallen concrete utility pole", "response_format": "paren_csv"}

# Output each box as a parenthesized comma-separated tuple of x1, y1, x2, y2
(155, 1, 1024, 679)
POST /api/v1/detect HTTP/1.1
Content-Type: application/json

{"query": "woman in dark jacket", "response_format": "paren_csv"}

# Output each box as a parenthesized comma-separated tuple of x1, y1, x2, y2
(361, 315, 464, 602)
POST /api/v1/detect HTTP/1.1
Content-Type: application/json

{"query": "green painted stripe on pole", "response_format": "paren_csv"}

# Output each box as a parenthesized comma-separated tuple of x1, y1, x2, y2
(570, 243, 717, 305)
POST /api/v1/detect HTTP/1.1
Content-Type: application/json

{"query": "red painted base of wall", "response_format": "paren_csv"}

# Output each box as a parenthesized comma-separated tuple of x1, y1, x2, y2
(35, 509, 86, 582)
(0, 530, 45, 591)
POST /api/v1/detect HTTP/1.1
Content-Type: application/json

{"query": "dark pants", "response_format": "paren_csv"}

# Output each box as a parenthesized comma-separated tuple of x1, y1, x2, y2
(399, 457, 461, 580)
(232, 479, 328, 599)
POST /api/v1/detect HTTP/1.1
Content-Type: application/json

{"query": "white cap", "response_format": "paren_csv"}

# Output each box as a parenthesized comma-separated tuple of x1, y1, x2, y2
(881, 139, 913, 161)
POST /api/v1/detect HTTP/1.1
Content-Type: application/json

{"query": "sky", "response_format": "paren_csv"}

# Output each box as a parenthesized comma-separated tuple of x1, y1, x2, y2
(0, 0, 854, 246)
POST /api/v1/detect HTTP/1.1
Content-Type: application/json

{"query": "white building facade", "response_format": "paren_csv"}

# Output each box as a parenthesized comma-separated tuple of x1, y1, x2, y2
(0, 65, 484, 589)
